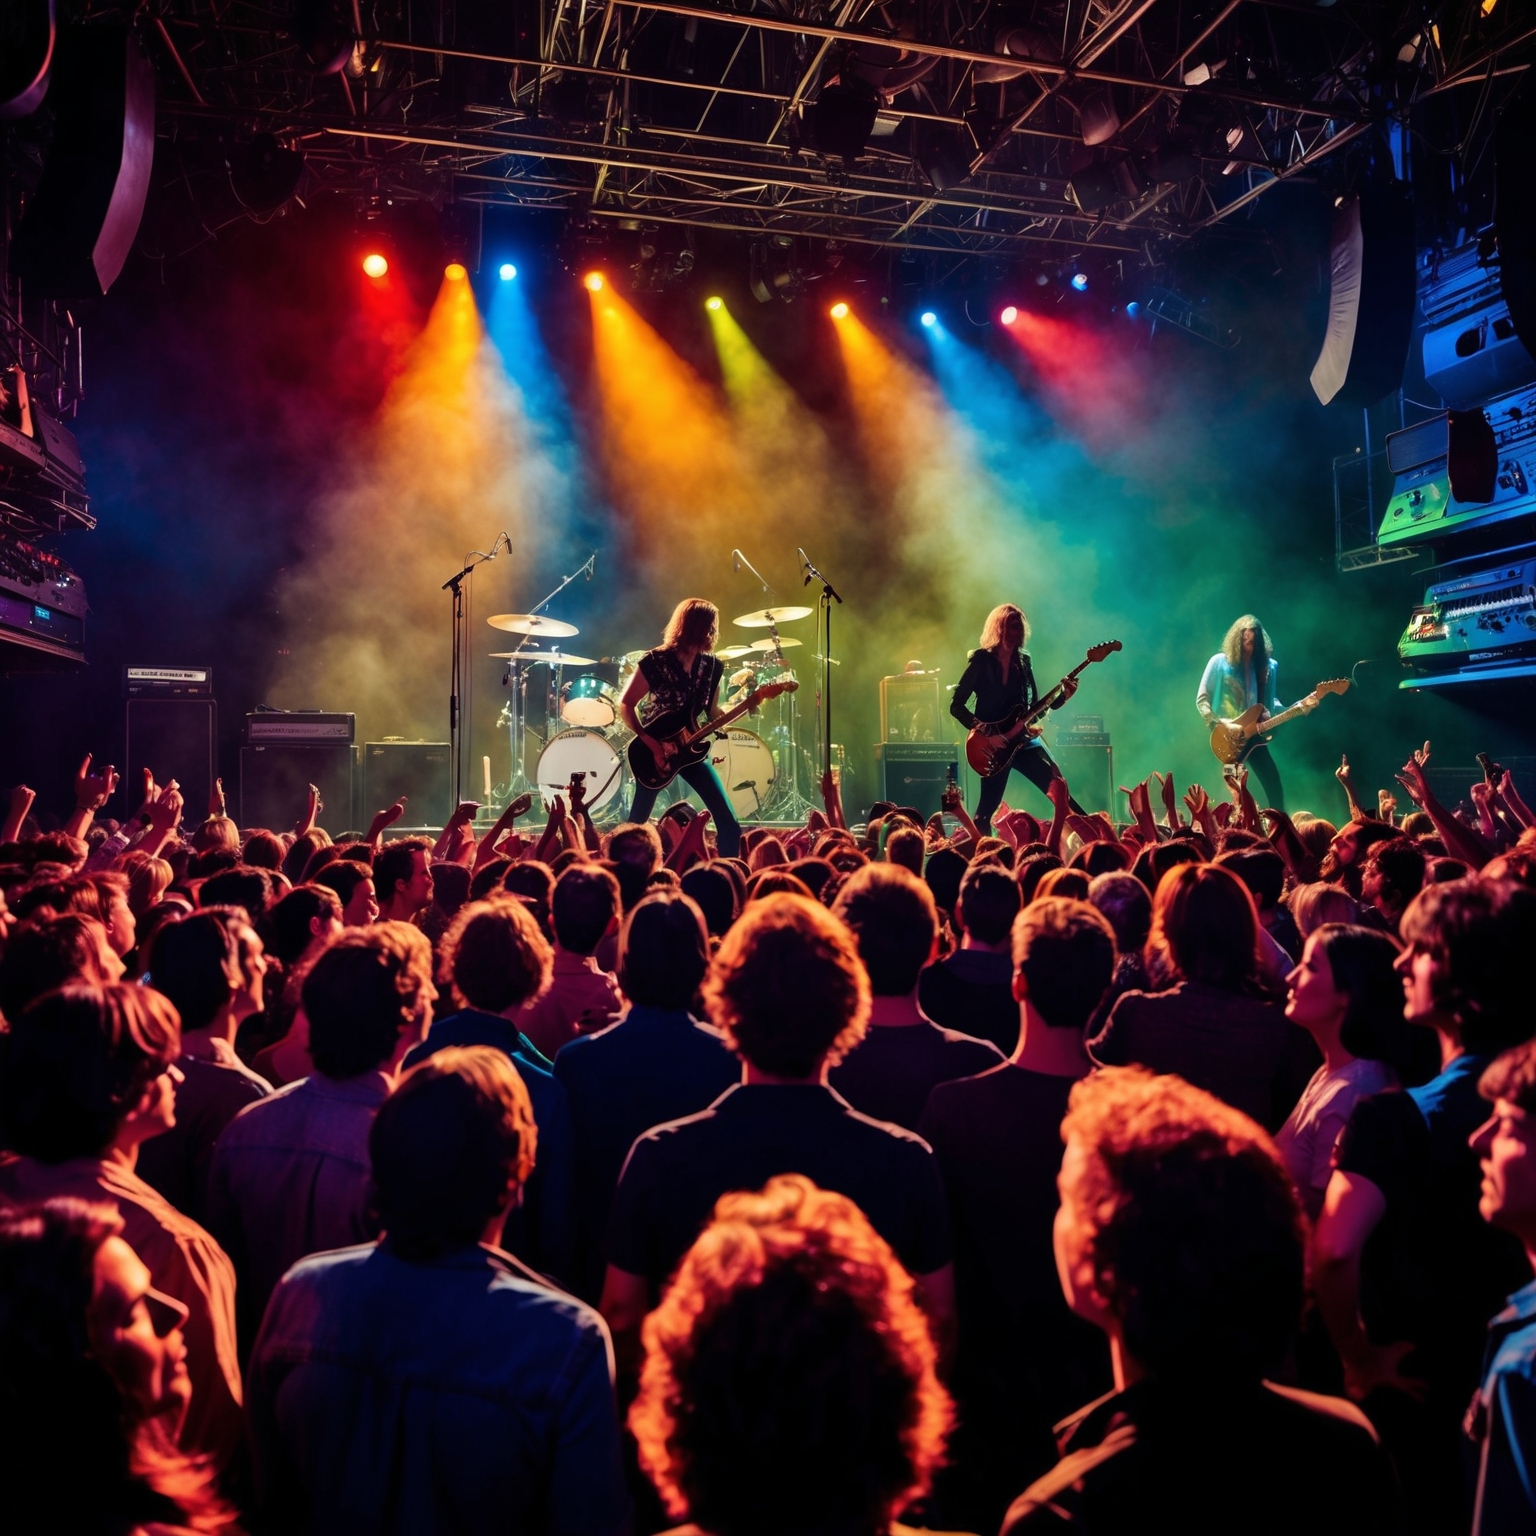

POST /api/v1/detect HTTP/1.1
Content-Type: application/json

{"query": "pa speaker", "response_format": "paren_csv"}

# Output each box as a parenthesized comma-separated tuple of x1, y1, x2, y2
(1310, 184, 1417, 408)
(363, 741, 451, 827)
(125, 698, 217, 819)
(240, 744, 355, 833)
(1496, 87, 1536, 362)
(11, 24, 155, 298)
(875, 742, 958, 820)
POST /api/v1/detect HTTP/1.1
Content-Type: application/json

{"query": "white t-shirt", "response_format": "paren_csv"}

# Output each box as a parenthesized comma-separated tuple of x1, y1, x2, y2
(1275, 1056, 1398, 1218)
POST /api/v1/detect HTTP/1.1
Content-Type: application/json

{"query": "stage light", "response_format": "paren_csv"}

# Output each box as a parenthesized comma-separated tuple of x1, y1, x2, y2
(445, 262, 468, 281)
(705, 296, 723, 311)
(362, 253, 388, 278)
(499, 263, 517, 281)
(1000, 305, 1018, 325)
(830, 302, 849, 320)
(584, 272, 606, 292)
(1071, 272, 1089, 292)
(920, 311, 937, 328)
(1126, 300, 1141, 319)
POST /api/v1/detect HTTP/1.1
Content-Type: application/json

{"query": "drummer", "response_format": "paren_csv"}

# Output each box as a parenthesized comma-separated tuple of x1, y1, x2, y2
(619, 598, 743, 858)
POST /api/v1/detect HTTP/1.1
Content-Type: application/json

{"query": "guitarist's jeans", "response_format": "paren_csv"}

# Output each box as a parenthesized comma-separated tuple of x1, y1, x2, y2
(628, 760, 742, 857)
(974, 744, 1086, 831)
(1238, 743, 1285, 813)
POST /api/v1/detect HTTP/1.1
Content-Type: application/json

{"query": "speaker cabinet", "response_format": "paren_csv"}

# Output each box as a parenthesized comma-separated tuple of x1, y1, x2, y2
(1053, 739, 1115, 816)
(126, 698, 217, 818)
(363, 741, 451, 828)
(875, 742, 959, 820)
(240, 744, 355, 834)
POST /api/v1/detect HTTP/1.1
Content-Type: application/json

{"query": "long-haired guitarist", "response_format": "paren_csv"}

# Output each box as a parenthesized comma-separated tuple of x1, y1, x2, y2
(619, 597, 743, 856)
(1196, 613, 1309, 812)
(949, 603, 1082, 832)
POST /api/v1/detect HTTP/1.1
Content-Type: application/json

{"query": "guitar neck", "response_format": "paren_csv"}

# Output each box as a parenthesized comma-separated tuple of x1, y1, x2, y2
(680, 692, 759, 748)
(1259, 698, 1314, 734)
(1027, 658, 1093, 722)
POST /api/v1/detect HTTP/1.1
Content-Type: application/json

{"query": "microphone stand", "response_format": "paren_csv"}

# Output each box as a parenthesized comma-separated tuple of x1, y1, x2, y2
(800, 548, 843, 787)
(443, 534, 510, 813)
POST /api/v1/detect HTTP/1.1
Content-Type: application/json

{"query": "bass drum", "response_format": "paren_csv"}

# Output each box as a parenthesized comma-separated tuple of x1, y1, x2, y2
(536, 729, 625, 814)
(706, 728, 777, 820)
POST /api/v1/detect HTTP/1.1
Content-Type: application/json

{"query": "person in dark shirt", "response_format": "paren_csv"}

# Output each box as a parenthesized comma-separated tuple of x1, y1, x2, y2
(919, 896, 1117, 1530)
(1088, 862, 1318, 1132)
(919, 861, 1022, 1054)
(1085, 870, 1151, 1035)
(401, 897, 576, 1286)
(600, 892, 955, 1367)
(828, 864, 1002, 1130)
(1002, 1065, 1400, 1535)
(553, 889, 739, 1300)
(948, 603, 1080, 832)
(1314, 879, 1536, 1535)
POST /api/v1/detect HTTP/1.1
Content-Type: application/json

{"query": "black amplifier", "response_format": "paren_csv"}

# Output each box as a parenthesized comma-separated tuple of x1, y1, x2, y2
(246, 711, 356, 743)
(124, 665, 213, 697)
(875, 741, 959, 819)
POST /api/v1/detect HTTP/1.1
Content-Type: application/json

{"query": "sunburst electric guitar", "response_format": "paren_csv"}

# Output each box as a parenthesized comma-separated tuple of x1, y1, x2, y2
(628, 678, 798, 792)
(965, 642, 1123, 779)
(1208, 678, 1351, 766)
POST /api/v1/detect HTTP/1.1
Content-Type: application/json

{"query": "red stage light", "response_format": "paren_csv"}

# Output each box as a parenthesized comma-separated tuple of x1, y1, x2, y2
(362, 253, 388, 278)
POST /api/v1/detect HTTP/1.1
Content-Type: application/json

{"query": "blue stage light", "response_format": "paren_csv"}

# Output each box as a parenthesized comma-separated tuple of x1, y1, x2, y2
(1071, 272, 1089, 292)
(1126, 300, 1141, 318)
(920, 311, 937, 327)
(499, 263, 518, 281)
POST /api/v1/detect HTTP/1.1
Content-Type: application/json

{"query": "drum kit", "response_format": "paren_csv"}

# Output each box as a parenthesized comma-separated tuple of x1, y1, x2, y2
(485, 602, 823, 824)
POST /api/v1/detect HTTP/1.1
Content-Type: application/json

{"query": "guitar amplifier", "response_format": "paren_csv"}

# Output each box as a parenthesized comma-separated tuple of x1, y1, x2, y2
(363, 741, 451, 828)
(246, 711, 356, 742)
(1053, 720, 1114, 816)
(875, 742, 958, 819)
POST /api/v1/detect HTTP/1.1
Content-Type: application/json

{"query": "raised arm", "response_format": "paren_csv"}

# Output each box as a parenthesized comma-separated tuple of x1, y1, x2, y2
(1396, 747, 1494, 867)
(2, 783, 35, 845)
(365, 797, 408, 850)
(1045, 771, 1071, 856)
(63, 754, 119, 843)
(1334, 755, 1370, 825)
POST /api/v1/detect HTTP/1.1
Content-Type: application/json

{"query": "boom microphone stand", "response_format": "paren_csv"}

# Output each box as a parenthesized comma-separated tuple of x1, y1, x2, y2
(798, 547, 843, 785)
(443, 533, 510, 811)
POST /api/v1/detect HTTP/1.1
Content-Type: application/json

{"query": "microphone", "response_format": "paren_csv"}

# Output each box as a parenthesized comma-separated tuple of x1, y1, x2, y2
(732, 549, 742, 573)
(798, 547, 812, 587)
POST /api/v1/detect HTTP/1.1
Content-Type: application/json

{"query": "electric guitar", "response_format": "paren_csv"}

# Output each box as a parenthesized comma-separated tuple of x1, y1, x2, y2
(965, 641, 1123, 778)
(1208, 678, 1351, 766)
(628, 678, 798, 791)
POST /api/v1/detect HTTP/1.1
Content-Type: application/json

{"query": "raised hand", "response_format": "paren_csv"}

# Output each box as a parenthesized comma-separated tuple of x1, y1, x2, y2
(566, 772, 588, 816)
(367, 797, 408, 845)
(1377, 789, 1398, 824)
(2, 783, 36, 844)
(1394, 756, 1428, 808)
(1413, 740, 1431, 768)
(1335, 754, 1352, 786)
(1183, 783, 1211, 820)
(74, 753, 119, 812)
(295, 781, 322, 838)
(208, 776, 227, 819)
(505, 792, 534, 820)
(1155, 771, 1181, 828)
(1046, 773, 1071, 812)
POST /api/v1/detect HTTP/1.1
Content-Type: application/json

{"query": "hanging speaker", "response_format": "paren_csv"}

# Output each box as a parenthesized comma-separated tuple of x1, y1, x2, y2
(11, 24, 155, 299)
(1496, 86, 1536, 362)
(1309, 184, 1417, 408)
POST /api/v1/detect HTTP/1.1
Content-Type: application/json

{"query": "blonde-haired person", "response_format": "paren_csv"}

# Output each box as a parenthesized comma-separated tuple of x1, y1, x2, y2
(949, 603, 1080, 834)
(619, 597, 743, 857)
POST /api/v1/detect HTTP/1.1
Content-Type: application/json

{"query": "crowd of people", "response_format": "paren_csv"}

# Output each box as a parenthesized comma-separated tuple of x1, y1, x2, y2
(0, 740, 1534, 1536)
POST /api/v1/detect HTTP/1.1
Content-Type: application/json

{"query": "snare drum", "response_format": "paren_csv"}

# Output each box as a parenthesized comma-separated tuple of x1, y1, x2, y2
(560, 674, 617, 729)
(537, 729, 625, 812)
(707, 728, 777, 819)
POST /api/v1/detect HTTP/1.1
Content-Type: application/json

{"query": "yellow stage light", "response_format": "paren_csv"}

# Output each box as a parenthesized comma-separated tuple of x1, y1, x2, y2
(829, 302, 849, 320)
(705, 296, 723, 311)
(584, 272, 606, 292)
(444, 262, 468, 281)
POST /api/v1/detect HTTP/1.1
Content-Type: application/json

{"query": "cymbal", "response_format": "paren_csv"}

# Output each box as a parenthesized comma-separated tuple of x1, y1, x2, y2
(619, 649, 650, 665)
(489, 649, 596, 665)
(487, 613, 579, 638)
(734, 605, 813, 628)
(716, 644, 758, 660)
(749, 636, 804, 652)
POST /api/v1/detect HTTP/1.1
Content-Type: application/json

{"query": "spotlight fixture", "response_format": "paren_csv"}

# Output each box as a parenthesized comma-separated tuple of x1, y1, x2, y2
(1000, 305, 1018, 325)
(362, 253, 388, 278)
(829, 301, 849, 320)
(920, 311, 937, 328)
(584, 272, 606, 292)
(1071, 272, 1089, 292)
(705, 296, 723, 311)
(1126, 301, 1141, 319)
(499, 263, 517, 281)
(445, 262, 468, 281)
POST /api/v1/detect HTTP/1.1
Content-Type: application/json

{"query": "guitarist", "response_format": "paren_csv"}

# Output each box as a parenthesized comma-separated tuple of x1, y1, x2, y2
(950, 604, 1082, 832)
(1196, 613, 1310, 812)
(619, 598, 743, 857)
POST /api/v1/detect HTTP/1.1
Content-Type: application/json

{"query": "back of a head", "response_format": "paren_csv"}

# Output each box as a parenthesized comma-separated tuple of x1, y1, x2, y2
(631, 1174, 951, 1536)
(1133, 839, 1205, 896)
(0, 985, 181, 1162)
(679, 864, 740, 939)
(1015, 852, 1063, 905)
(312, 859, 372, 909)
(1215, 846, 1286, 913)
(196, 865, 273, 926)
(832, 863, 936, 997)
(191, 816, 240, 856)
(748, 836, 790, 874)
(1312, 924, 1419, 1080)
(704, 894, 870, 1078)
(1058, 1065, 1304, 1383)
(1034, 866, 1091, 904)
(956, 862, 1021, 947)
(284, 830, 331, 886)
(884, 827, 925, 877)
(1293, 815, 1338, 864)
(443, 898, 553, 1014)
(923, 848, 967, 918)
(1070, 840, 1129, 877)
(268, 883, 343, 967)
(1152, 862, 1260, 992)
(1289, 880, 1359, 939)
(606, 823, 663, 877)
(552, 864, 621, 956)
(1399, 879, 1536, 1055)
(0, 915, 113, 1021)
(429, 860, 472, 914)
(1014, 897, 1117, 1033)
(788, 858, 836, 905)
(745, 869, 813, 904)
(370, 1046, 537, 1261)
(144, 909, 241, 1033)
(1088, 872, 1151, 957)
(620, 890, 711, 1010)
(241, 831, 285, 872)
(303, 924, 434, 1080)
(503, 860, 554, 907)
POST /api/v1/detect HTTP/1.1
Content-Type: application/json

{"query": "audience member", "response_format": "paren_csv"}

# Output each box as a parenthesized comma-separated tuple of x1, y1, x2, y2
(1292, 879, 1362, 939)
(1033, 866, 1090, 903)
(884, 825, 925, 875)
(208, 924, 434, 1350)
(248, 1047, 630, 1534)
(828, 865, 1002, 1130)
(678, 861, 738, 940)
(251, 882, 344, 1086)
(1089, 863, 1317, 1131)
(918, 861, 1022, 1053)
(137, 909, 272, 1222)
(519, 863, 623, 1059)
(1218, 844, 1300, 971)
(417, 858, 470, 949)
(1466, 1040, 1536, 1536)
(311, 859, 378, 926)
(600, 893, 954, 1362)
(0, 1199, 234, 1533)
(553, 890, 738, 1299)
(631, 1174, 951, 1536)
(920, 897, 1117, 1527)
(0, 984, 242, 1467)
(197, 865, 275, 931)
(402, 898, 575, 1283)
(0, 911, 123, 1018)
(372, 835, 434, 924)
(1360, 836, 1428, 931)
(1001, 1066, 1400, 1534)
(241, 829, 285, 871)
